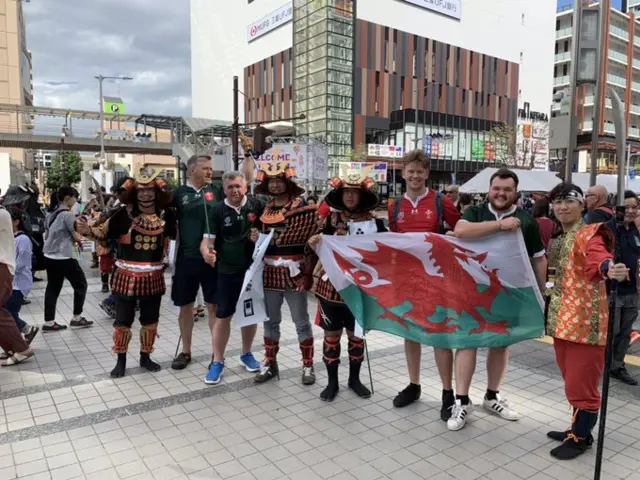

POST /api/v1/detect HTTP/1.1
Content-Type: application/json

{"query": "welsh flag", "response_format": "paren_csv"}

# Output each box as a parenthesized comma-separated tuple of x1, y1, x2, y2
(315, 231, 545, 349)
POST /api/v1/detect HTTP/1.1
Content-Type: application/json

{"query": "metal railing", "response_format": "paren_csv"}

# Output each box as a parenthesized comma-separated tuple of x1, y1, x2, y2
(608, 49, 627, 63)
(554, 75, 570, 85)
(610, 25, 629, 40)
(607, 73, 627, 87)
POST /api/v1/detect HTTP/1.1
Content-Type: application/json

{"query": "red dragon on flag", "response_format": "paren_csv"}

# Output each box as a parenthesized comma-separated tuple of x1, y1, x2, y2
(332, 233, 511, 336)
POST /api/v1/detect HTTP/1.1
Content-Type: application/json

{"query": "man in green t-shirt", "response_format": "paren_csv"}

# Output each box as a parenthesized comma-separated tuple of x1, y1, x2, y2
(448, 168, 547, 432)
(199, 171, 266, 385)
(170, 155, 223, 370)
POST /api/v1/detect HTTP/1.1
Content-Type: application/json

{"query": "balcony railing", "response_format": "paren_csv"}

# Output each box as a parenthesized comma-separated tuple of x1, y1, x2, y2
(635, 36, 640, 47)
(554, 75, 570, 86)
(631, 104, 640, 115)
(554, 52, 571, 62)
(630, 126, 640, 138)
(608, 49, 628, 63)
(633, 81, 640, 91)
(582, 120, 594, 131)
(607, 73, 627, 87)
(610, 25, 629, 40)
(556, 27, 572, 39)
(604, 122, 615, 134)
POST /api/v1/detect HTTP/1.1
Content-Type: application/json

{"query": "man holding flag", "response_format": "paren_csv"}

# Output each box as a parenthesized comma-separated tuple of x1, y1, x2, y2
(388, 151, 461, 420)
(200, 172, 265, 385)
(450, 168, 546, 431)
(251, 162, 317, 386)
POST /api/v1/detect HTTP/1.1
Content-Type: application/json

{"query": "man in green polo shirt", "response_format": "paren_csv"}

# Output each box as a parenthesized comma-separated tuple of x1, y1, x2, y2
(200, 171, 266, 385)
(171, 155, 223, 370)
(448, 168, 547, 432)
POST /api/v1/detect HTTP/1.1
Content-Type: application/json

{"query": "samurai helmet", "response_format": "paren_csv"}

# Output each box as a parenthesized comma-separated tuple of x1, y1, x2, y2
(254, 161, 305, 197)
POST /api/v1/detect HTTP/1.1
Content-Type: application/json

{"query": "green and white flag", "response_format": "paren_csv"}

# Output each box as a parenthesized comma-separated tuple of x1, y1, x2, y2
(315, 231, 544, 349)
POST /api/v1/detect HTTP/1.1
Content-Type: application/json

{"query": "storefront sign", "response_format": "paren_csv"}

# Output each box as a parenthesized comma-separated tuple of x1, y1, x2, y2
(247, 3, 293, 42)
(339, 162, 388, 183)
(402, 0, 461, 21)
(367, 144, 404, 159)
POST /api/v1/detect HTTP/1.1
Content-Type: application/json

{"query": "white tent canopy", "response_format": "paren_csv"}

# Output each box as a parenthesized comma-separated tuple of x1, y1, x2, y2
(460, 167, 640, 194)
(459, 168, 562, 193)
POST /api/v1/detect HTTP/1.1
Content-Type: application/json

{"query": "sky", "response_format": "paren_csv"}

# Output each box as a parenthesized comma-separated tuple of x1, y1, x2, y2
(23, 0, 192, 118)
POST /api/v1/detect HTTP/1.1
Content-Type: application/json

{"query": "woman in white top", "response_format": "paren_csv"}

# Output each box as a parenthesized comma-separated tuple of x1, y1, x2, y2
(0, 206, 33, 365)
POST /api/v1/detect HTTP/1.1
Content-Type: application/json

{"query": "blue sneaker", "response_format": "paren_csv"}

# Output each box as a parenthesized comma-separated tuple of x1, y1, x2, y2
(204, 361, 224, 385)
(239, 352, 261, 372)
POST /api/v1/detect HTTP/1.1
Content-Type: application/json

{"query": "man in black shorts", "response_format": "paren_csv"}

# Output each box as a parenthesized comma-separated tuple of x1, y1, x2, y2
(171, 155, 223, 370)
(200, 171, 265, 384)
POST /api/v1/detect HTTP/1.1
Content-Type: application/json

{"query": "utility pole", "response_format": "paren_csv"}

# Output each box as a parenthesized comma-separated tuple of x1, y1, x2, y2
(590, 0, 609, 186)
(232, 76, 240, 170)
(565, 0, 583, 183)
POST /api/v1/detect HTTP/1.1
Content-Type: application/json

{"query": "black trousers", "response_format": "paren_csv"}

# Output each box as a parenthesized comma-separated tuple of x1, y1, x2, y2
(44, 258, 87, 322)
(114, 294, 162, 328)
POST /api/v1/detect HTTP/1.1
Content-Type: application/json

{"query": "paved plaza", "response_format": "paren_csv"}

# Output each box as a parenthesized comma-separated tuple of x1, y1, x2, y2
(1, 265, 640, 480)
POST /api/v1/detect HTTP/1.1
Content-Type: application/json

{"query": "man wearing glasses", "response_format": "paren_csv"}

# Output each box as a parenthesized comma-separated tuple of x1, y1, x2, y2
(584, 185, 613, 224)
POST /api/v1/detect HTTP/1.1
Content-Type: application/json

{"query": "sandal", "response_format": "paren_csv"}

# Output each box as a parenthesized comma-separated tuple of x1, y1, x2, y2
(0, 351, 13, 360)
(2, 349, 34, 366)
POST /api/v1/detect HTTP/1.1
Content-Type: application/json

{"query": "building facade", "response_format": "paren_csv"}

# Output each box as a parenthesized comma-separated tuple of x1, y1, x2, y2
(192, 0, 556, 183)
(0, 0, 34, 188)
(551, 1, 640, 173)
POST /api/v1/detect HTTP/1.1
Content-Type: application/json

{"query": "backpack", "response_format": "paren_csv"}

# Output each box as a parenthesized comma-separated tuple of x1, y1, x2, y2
(392, 192, 445, 234)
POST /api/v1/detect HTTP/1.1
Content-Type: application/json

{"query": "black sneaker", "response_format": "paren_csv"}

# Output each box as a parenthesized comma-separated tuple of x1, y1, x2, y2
(101, 284, 110, 293)
(440, 391, 455, 421)
(42, 322, 67, 332)
(69, 317, 93, 328)
(21, 298, 31, 305)
(24, 326, 39, 345)
(611, 368, 638, 386)
(393, 384, 421, 408)
(172, 352, 192, 370)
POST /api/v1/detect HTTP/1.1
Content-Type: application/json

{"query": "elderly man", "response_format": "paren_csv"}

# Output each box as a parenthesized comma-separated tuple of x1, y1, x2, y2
(445, 184, 460, 208)
(200, 172, 266, 385)
(584, 185, 613, 224)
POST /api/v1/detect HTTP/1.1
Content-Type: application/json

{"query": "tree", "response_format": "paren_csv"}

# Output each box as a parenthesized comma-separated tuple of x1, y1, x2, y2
(486, 124, 517, 167)
(45, 151, 83, 192)
(347, 144, 369, 163)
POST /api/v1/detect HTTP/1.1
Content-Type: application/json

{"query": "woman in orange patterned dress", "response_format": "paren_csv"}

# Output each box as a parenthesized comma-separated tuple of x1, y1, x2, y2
(545, 183, 628, 460)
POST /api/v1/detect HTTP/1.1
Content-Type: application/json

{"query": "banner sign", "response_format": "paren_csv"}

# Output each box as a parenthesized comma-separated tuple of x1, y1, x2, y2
(367, 144, 404, 159)
(233, 231, 275, 328)
(254, 143, 328, 181)
(401, 0, 461, 21)
(339, 162, 388, 182)
(315, 231, 544, 349)
(247, 3, 293, 42)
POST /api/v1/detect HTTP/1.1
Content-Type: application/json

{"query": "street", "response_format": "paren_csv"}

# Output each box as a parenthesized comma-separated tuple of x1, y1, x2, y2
(0, 265, 639, 480)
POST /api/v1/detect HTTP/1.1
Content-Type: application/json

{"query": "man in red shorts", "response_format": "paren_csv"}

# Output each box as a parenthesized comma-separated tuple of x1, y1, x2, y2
(388, 150, 461, 421)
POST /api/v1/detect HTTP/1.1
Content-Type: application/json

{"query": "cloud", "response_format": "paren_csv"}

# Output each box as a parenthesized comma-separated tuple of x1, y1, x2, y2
(23, 0, 191, 118)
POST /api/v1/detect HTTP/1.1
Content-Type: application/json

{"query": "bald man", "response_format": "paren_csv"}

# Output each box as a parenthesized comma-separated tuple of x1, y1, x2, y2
(584, 185, 614, 224)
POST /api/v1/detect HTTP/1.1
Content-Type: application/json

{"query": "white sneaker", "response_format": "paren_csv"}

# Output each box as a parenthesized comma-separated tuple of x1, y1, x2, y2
(483, 394, 520, 421)
(447, 399, 473, 431)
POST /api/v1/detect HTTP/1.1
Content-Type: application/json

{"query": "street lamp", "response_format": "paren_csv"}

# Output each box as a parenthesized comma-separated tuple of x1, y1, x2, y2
(95, 74, 133, 184)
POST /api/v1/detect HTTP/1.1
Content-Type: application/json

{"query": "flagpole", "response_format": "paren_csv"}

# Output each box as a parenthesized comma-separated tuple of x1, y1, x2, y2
(364, 335, 374, 395)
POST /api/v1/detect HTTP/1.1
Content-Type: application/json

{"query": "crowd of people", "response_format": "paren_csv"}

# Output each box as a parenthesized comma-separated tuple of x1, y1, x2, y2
(0, 150, 638, 461)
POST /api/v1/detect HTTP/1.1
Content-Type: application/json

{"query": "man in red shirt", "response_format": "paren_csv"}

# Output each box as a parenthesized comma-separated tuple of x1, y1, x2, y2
(388, 151, 461, 420)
